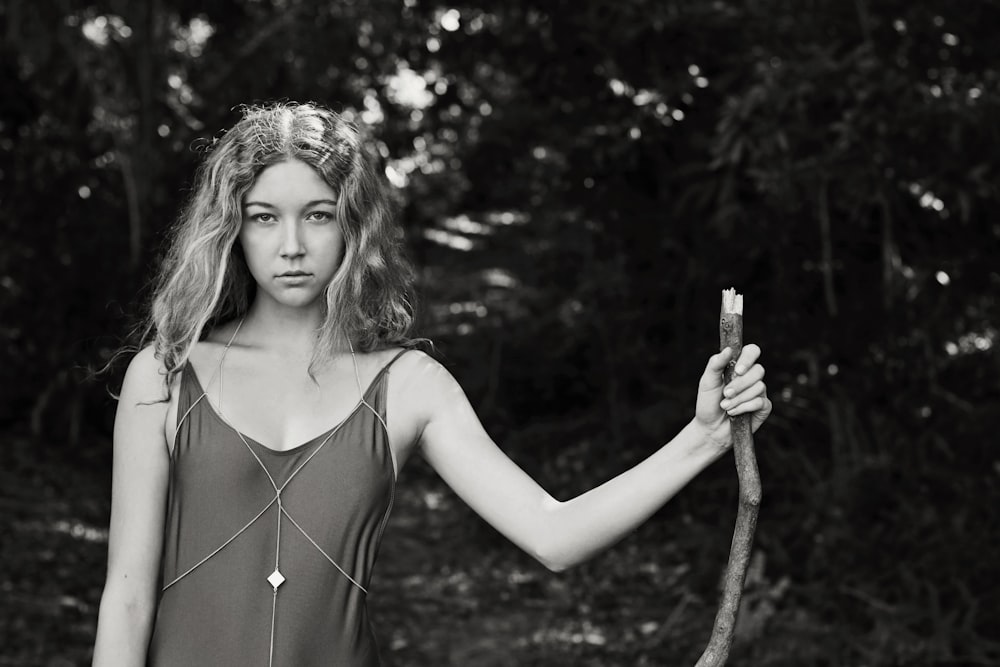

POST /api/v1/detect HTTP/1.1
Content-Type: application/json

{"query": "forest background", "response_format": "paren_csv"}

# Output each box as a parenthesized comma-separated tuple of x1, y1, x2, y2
(2, 1, 998, 665)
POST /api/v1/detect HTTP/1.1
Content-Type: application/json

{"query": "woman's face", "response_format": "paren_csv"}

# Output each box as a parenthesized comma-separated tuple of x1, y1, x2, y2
(239, 159, 346, 311)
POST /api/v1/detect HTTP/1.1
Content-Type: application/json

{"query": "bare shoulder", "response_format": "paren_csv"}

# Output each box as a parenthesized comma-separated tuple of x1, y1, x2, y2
(382, 349, 465, 415)
(381, 348, 453, 388)
(120, 344, 171, 405)
(116, 345, 175, 457)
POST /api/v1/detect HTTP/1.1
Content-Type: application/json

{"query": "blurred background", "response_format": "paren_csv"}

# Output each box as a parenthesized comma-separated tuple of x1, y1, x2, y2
(2, 0, 998, 665)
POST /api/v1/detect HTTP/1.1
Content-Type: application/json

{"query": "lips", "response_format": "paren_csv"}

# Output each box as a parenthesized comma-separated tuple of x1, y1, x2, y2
(276, 271, 312, 286)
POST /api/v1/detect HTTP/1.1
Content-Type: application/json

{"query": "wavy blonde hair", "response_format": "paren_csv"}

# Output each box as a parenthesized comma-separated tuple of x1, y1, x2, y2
(137, 102, 417, 389)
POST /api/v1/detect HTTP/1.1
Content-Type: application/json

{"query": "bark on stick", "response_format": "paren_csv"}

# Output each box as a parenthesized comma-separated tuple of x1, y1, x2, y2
(694, 288, 762, 667)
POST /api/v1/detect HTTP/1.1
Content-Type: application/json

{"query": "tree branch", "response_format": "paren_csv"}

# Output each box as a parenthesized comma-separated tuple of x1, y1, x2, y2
(877, 189, 896, 310)
(818, 179, 838, 317)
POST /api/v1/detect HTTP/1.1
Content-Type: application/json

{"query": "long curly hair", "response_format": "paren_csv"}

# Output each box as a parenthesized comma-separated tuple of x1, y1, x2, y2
(136, 102, 418, 390)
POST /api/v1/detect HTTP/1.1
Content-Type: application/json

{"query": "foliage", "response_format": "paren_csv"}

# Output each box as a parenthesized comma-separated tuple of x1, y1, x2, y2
(2, 0, 999, 664)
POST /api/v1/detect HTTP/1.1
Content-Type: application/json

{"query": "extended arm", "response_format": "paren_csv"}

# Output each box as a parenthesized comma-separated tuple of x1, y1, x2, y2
(92, 346, 171, 666)
(409, 347, 770, 572)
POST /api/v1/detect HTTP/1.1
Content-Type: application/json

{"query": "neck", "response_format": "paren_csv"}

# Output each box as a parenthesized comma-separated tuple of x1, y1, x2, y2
(239, 299, 330, 358)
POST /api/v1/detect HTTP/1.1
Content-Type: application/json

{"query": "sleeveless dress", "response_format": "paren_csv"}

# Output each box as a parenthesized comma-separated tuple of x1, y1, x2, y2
(147, 349, 407, 667)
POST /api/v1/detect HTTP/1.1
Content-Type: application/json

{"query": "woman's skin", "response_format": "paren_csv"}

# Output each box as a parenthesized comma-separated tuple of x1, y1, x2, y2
(92, 158, 770, 666)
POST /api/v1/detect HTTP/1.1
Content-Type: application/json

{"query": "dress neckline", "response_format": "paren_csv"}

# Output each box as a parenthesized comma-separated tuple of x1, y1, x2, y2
(184, 358, 376, 456)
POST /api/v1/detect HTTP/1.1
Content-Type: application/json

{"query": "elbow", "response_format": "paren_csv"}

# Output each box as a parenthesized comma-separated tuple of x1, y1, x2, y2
(536, 552, 570, 573)
(533, 545, 586, 573)
(530, 498, 580, 573)
(93, 583, 157, 666)
(544, 559, 572, 573)
(98, 576, 158, 622)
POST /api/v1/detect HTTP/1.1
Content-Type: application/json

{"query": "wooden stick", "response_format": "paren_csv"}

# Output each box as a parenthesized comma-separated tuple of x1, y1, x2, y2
(694, 288, 762, 667)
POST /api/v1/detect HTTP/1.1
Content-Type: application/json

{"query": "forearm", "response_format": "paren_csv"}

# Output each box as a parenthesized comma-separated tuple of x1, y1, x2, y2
(536, 418, 722, 571)
(92, 583, 156, 667)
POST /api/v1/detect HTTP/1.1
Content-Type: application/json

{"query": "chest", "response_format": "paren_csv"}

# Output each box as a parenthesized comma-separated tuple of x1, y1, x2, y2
(213, 363, 364, 452)
(169, 350, 423, 474)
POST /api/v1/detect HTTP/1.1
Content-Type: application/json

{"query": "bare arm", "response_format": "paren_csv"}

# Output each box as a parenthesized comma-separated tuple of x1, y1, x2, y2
(92, 346, 171, 666)
(410, 346, 770, 572)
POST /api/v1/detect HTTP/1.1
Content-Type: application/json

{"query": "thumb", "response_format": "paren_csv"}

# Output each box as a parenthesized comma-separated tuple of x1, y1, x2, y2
(699, 347, 733, 391)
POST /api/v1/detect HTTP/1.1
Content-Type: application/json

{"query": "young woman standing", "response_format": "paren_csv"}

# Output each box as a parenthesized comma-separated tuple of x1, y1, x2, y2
(92, 102, 771, 666)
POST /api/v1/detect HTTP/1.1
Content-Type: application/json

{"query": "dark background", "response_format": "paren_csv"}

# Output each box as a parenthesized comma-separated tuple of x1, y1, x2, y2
(2, 1, 998, 665)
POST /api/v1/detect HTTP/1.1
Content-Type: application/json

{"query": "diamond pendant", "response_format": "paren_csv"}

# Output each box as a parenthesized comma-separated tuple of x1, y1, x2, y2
(267, 569, 286, 590)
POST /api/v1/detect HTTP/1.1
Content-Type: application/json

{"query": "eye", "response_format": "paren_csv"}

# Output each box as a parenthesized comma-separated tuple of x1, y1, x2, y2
(306, 210, 335, 223)
(248, 212, 276, 224)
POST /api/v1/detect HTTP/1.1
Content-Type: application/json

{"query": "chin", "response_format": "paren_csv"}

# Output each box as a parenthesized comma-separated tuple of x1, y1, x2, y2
(265, 290, 326, 310)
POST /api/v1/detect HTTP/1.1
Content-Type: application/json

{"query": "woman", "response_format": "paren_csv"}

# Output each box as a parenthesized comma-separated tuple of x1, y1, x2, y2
(92, 102, 771, 666)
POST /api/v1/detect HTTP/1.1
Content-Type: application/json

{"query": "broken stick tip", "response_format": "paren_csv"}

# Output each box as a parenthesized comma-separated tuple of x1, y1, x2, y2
(722, 288, 744, 315)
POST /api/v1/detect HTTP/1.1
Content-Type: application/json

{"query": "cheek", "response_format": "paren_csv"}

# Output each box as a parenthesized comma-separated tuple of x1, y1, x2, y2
(237, 232, 268, 273)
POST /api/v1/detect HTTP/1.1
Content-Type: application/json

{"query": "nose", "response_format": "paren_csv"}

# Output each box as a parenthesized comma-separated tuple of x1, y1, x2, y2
(279, 219, 305, 259)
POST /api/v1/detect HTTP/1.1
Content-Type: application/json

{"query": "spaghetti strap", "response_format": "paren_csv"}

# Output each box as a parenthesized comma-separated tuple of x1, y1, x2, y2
(172, 365, 207, 459)
(352, 348, 410, 447)
(183, 317, 245, 407)
(214, 318, 245, 406)
(350, 348, 411, 402)
(369, 348, 411, 394)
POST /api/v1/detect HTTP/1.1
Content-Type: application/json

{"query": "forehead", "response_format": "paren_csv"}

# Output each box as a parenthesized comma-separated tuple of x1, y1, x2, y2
(244, 159, 336, 204)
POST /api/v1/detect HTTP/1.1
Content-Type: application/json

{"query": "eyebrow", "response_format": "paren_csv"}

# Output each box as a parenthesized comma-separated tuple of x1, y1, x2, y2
(243, 199, 338, 209)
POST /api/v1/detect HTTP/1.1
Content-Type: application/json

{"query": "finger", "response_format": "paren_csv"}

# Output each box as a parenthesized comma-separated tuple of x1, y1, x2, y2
(707, 347, 734, 373)
(723, 364, 765, 397)
(725, 394, 767, 417)
(700, 348, 734, 391)
(751, 396, 773, 432)
(734, 343, 761, 376)
(719, 381, 766, 412)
